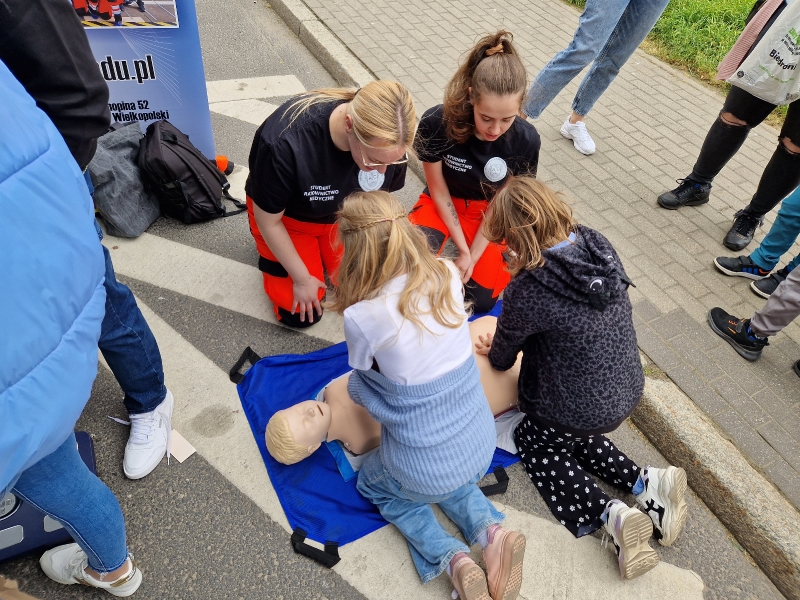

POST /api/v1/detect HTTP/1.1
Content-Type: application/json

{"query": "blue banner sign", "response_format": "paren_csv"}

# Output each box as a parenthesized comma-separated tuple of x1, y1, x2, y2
(75, 0, 215, 157)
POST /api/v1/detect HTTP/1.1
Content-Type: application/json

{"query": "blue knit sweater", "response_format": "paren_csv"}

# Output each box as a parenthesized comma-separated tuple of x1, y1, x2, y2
(348, 355, 496, 496)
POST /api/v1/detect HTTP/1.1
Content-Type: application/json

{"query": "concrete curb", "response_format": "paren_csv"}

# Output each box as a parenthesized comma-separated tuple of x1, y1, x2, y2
(634, 370, 800, 600)
(267, 1, 800, 596)
(267, 0, 374, 88)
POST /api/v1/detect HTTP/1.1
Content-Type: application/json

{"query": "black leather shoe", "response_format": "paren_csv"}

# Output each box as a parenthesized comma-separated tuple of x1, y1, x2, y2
(657, 178, 711, 210)
(751, 267, 790, 298)
(723, 210, 763, 251)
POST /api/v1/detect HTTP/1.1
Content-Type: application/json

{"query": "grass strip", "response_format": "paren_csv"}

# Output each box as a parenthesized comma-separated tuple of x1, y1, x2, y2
(561, 0, 787, 123)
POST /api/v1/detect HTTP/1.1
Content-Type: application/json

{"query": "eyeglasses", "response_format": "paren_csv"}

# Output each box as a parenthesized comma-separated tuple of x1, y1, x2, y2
(356, 139, 408, 167)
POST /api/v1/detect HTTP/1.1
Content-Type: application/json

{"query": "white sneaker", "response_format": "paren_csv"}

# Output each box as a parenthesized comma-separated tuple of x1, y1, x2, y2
(635, 465, 688, 547)
(560, 118, 596, 155)
(40, 543, 142, 597)
(601, 500, 659, 580)
(123, 389, 173, 479)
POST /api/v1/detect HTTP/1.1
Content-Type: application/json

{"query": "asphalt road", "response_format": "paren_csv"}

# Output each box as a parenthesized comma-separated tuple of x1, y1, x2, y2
(0, 0, 788, 598)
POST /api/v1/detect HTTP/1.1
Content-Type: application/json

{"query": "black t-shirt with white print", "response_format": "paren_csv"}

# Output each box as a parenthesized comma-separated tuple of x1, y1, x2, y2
(245, 98, 407, 224)
(415, 104, 540, 201)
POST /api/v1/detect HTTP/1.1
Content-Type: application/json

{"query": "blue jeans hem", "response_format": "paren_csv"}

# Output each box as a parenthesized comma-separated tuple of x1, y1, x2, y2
(418, 547, 466, 584)
(11, 488, 129, 573)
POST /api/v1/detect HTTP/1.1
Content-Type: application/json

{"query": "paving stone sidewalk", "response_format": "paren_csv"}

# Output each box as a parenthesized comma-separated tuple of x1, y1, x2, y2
(286, 0, 800, 508)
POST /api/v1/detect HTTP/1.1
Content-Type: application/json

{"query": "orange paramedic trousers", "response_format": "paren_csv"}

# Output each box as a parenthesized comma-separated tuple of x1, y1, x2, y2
(246, 196, 342, 325)
(409, 193, 510, 303)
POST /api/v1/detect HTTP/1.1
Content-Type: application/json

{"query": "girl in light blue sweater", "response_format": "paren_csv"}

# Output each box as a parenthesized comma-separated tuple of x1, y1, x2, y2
(327, 190, 526, 600)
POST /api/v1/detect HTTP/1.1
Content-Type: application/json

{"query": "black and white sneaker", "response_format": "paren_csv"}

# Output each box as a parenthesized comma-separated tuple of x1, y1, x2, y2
(751, 267, 790, 299)
(601, 500, 659, 580)
(714, 255, 771, 280)
(635, 466, 688, 547)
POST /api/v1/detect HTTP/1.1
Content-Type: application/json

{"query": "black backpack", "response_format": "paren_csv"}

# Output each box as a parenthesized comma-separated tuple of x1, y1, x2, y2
(138, 120, 246, 224)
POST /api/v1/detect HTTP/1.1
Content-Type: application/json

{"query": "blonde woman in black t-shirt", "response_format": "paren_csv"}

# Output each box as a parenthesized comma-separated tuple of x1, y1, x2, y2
(410, 31, 540, 313)
(246, 81, 415, 328)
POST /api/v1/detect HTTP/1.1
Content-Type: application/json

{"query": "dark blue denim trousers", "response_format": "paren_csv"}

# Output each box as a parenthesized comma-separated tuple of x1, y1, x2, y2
(86, 171, 166, 414)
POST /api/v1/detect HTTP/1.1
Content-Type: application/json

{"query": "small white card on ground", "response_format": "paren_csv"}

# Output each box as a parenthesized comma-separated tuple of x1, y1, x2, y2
(170, 430, 196, 463)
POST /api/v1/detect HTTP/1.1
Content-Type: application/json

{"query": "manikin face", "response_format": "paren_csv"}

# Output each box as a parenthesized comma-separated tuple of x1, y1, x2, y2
(471, 91, 523, 142)
(282, 400, 332, 453)
(345, 114, 407, 175)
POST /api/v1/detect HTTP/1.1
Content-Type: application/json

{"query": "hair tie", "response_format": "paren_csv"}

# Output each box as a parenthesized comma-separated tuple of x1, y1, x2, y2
(352, 88, 361, 97)
(341, 212, 407, 233)
(485, 43, 504, 56)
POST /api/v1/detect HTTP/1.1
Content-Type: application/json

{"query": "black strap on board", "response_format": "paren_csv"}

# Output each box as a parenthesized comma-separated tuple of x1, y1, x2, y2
(290, 528, 341, 568)
(229, 346, 262, 384)
(480, 466, 509, 497)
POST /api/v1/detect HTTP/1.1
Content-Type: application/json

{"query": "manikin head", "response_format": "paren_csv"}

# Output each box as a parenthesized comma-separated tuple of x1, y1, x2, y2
(265, 400, 332, 465)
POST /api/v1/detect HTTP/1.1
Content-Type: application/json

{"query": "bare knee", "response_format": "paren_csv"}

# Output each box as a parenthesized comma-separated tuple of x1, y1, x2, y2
(781, 136, 800, 154)
(720, 111, 748, 127)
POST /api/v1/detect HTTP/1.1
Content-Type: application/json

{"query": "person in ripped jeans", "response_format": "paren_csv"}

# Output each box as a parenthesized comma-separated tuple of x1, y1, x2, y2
(657, 0, 800, 252)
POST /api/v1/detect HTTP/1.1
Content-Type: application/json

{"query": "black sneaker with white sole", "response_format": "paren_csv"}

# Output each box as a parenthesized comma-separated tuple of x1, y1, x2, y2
(713, 255, 771, 280)
(707, 307, 769, 360)
(723, 210, 764, 251)
(635, 466, 688, 547)
(657, 178, 711, 210)
(751, 267, 790, 298)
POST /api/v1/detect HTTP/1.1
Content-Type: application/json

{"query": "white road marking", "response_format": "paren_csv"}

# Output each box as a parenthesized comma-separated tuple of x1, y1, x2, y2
(104, 232, 345, 344)
(104, 163, 345, 344)
(134, 298, 704, 600)
(206, 75, 306, 103)
(209, 99, 279, 126)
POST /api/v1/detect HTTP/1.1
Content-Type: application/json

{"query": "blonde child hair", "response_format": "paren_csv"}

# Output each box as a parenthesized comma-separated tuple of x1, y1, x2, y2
(483, 176, 577, 275)
(327, 190, 464, 331)
(265, 411, 314, 466)
(288, 80, 417, 152)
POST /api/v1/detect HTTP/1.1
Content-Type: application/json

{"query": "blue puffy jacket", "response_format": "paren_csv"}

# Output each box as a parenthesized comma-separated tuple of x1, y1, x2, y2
(0, 59, 107, 494)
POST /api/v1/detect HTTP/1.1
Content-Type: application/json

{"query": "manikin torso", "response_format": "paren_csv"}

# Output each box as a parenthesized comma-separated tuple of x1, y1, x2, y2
(281, 316, 521, 457)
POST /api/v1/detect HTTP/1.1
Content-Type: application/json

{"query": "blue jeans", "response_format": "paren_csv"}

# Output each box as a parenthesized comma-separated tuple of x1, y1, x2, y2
(12, 434, 129, 573)
(356, 451, 504, 583)
(524, 0, 669, 118)
(86, 171, 166, 414)
(751, 186, 800, 272)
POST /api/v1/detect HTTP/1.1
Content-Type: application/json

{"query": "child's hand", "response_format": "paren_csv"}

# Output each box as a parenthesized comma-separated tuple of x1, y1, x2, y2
(474, 333, 493, 355)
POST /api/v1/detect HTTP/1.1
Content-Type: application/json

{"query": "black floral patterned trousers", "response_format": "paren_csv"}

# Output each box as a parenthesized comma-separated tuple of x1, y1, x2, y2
(514, 415, 640, 537)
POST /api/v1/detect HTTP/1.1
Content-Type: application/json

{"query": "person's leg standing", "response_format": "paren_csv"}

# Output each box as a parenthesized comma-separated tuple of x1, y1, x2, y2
(99, 242, 173, 481)
(727, 100, 800, 249)
(356, 452, 469, 584)
(657, 87, 774, 211)
(571, 0, 670, 118)
(750, 266, 800, 337)
(750, 186, 800, 271)
(524, 0, 629, 119)
(13, 434, 142, 594)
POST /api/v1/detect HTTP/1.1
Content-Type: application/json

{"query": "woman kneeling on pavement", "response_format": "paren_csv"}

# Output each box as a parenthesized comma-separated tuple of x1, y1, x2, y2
(410, 31, 540, 313)
(246, 80, 415, 328)
(476, 176, 689, 580)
